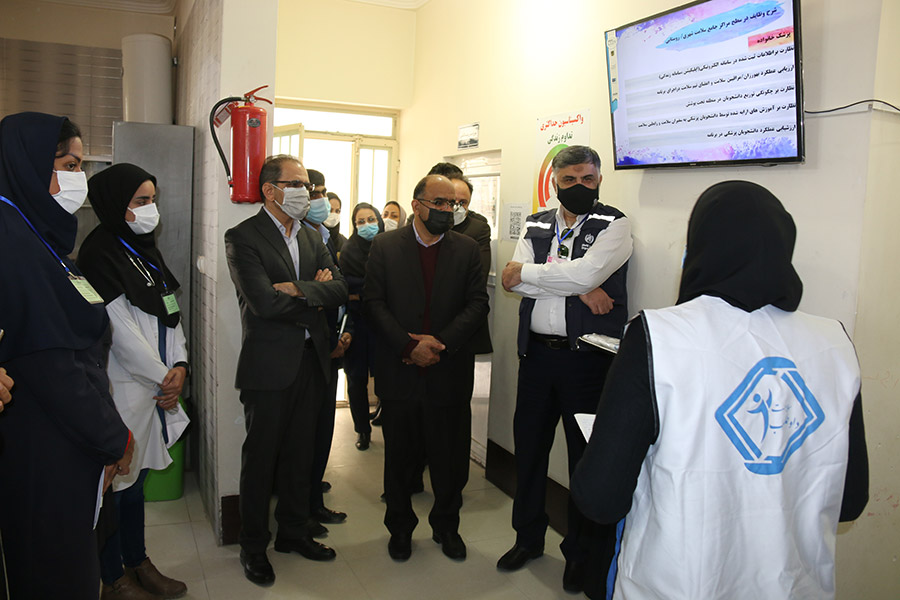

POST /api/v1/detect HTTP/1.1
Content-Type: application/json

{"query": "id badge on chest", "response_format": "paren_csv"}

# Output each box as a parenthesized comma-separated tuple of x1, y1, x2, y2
(69, 275, 104, 304)
(162, 293, 180, 315)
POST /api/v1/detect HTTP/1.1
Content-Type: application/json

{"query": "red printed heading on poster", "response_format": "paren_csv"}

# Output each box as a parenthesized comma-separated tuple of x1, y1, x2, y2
(749, 26, 793, 49)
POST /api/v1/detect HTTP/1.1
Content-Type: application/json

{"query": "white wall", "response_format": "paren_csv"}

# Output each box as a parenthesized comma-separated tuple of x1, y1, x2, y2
(838, 4, 900, 596)
(399, 0, 897, 597)
(214, 0, 280, 506)
(174, 0, 224, 538)
(173, 0, 277, 540)
(276, 0, 416, 108)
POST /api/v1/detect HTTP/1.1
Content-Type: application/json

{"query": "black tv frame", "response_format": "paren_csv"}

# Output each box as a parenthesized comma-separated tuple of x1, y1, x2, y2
(605, 0, 805, 170)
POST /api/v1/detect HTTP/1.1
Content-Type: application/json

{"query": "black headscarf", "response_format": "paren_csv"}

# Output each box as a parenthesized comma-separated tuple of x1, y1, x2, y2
(339, 202, 384, 279)
(677, 180, 802, 312)
(0, 112, 108, 362)
(76, 163, 181, 327)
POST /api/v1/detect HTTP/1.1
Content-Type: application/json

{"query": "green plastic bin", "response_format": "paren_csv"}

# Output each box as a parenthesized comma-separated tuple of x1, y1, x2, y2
(143, 398, 186, 502)
(144, 437, 185, 502)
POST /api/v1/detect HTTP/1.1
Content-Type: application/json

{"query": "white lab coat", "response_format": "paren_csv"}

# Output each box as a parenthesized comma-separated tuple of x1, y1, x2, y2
(106, 294, 190, 492)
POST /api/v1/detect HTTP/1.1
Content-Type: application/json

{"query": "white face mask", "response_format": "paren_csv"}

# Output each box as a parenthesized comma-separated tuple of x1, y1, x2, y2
(452, 204, 468, 226)
(51, 170, 88, 214)
(383, 218, 399, 232)
(127, 203, 160, 234)
(323, 212, 341, 229)
(278, 186, 310, 221)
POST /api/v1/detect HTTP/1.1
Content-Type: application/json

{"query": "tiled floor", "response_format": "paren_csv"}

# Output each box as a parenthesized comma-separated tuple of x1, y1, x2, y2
(144, 407, 576, 599)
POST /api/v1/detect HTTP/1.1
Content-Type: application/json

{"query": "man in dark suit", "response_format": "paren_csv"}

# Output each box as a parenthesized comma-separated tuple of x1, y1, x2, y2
(402, 164, 494, 494)
(302, 168, 350, 536)
(364, 174, 489, 562)
(225, 155, 348, 586)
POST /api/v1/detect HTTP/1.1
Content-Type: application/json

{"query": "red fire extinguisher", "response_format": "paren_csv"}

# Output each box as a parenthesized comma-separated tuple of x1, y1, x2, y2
(209, 85, 273, 203)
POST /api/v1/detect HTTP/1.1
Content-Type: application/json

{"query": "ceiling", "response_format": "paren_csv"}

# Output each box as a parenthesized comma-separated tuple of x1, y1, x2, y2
(347, 0, 430, 7)
(44, 0, 177, 14)
(43, 0, 430, 15)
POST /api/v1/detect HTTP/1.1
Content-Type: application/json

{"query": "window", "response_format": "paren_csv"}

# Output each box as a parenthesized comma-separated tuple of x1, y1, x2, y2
(0, 38, 123, 157)
(453, 151, 502, 241)
(273, 103, 399, 236)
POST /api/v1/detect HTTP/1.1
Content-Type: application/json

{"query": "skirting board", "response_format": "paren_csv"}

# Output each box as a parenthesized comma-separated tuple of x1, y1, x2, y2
(221, 495, 240, 545)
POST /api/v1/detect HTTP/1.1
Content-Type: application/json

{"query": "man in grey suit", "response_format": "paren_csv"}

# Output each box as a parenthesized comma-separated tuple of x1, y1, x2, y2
(364, 174, 489, 562)
(225, 155, 348, 586)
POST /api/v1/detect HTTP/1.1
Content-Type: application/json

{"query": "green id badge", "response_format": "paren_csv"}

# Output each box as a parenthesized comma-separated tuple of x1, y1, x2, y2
(162, 293, 180, 315)
(69, 275, 104, 304)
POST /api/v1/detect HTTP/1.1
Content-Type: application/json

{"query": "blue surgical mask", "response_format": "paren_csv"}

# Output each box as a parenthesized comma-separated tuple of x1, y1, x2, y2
(358, 223, 379, 241)
(306, 197, 331, 224)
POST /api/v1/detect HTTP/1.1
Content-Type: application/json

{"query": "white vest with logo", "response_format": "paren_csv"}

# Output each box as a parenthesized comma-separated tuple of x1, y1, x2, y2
(614, 295, 859, 600)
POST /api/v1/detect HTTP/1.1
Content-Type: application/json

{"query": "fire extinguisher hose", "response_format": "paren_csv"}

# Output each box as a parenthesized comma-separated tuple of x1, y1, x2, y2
(209, 96, 244, 185)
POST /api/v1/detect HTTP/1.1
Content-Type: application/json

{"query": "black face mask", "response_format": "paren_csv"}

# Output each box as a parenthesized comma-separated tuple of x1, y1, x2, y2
(557, 183, 598, 215)
(422, 206, 454, 235)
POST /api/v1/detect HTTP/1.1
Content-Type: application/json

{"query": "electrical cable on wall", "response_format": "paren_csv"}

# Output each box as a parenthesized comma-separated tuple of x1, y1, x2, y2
(805, 99, 900, 115)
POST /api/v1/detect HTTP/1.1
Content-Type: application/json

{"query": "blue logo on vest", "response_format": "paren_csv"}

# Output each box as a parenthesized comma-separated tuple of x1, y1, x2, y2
(716, 357, 825, 475)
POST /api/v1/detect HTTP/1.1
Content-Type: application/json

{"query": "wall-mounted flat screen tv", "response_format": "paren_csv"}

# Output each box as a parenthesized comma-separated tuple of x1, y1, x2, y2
(605, 0, 804, 169)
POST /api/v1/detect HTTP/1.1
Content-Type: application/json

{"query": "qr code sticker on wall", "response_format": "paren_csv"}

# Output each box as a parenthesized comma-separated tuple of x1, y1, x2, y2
(508, 208, 523, 239)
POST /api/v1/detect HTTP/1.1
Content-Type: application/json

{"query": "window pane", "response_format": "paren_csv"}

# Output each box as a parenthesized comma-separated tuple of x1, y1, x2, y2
(371, 148, 389, 209)
(274, 107, 393, 137)
(303, 138, 354, 237)
(357, 147, 389, 212)
(358, 148, 375, 206)
(469, 175, 500, 240)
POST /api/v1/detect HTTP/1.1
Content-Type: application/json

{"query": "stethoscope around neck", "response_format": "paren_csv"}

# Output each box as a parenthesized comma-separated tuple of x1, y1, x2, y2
(117, 236, 169, 293)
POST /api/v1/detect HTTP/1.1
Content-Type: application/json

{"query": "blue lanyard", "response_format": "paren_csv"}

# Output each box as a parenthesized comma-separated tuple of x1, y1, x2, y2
(0, 195, 73, 276)
(554, 213, 590, 248)
(157, 319, 170, 444)
(117, 236, 169, 293)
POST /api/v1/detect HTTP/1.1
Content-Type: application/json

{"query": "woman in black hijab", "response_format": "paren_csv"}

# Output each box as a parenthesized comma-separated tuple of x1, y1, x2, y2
(570, 181, 868, 600)
(77, 163, 190, 600)
(340, 202, 384, 449)
(0, 112, 132, 599)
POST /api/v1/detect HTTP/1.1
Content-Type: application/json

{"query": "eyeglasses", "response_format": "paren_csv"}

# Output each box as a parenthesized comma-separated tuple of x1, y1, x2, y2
(355, 216, 379, 227)
(416, 197, 458, 210)
(272, 180, 315, 192)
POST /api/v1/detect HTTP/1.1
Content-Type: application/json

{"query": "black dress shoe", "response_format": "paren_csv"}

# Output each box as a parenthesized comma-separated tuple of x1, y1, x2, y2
(388, 534, 412, 561)
(273, 536, 336, 561)
(307, 518, 328, 538)
(432, 531, 466, 560)
(356, 432, 370, 450)
(312, 506, 347, 524)
(563, 560, 586, 593)
(496, 544, 543, 571)
(240, 550, 275, 586)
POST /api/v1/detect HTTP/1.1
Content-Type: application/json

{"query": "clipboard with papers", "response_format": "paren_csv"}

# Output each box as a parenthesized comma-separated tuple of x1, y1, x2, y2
(578, 333, 620, 354)
(573, 334, 621, 441)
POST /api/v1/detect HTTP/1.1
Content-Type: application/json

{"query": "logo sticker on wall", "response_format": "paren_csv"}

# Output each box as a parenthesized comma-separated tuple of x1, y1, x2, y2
(715, 357, 824, 475)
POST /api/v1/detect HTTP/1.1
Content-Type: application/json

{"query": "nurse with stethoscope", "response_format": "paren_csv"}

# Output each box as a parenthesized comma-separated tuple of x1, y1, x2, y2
(77, 163, 190, 600)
